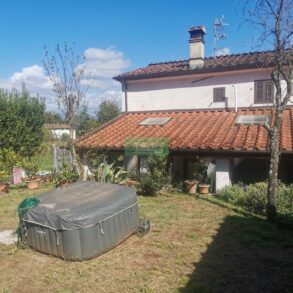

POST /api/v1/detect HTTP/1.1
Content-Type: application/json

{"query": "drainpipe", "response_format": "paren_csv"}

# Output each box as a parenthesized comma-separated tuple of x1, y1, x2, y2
(122, 79, 128, 112)
(232, 85, 238, 112)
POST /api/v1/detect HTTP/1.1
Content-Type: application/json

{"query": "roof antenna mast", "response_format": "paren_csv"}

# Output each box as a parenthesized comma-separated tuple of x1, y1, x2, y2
(213, 15, 229, 57)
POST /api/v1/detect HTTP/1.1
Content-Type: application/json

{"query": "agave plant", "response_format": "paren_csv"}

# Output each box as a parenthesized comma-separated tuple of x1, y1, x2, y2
(94, 163, 128, 184)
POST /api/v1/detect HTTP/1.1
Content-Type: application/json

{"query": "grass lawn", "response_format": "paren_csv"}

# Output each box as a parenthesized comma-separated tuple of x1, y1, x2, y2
(0, 186, 293, 292)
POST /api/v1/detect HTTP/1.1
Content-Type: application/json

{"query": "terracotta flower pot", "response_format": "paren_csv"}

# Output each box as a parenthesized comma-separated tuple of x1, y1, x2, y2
(0, 183, 9, 193)
(26, 179, 40, 190)
(198, 184, 210, 194)
(184, 180, 198, 194)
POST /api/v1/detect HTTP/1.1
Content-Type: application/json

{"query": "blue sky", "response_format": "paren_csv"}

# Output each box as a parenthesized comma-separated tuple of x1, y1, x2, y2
(0, 0, 262, 112)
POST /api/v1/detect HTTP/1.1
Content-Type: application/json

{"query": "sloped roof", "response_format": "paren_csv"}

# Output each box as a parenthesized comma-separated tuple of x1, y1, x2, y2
(74, 108, 293, 153)
(114, 51, 276, 81)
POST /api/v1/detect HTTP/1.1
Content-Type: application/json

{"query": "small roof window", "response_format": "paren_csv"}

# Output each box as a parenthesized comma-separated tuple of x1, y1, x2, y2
(235, 114, 270, 125)
(139, 117, 171, 126)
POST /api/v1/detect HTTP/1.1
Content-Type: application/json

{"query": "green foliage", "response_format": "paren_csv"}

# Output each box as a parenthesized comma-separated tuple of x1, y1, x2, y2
(33, 129, 54, 170)
(76, 105, 100, 137)
(217, 182, 293, 216)
(139, 175, 160, 196)
(96, 99, 120, 124)
(0, 170, 10, 183)
(0, 148, 26, 182)
(22, 158, 39, 180)
(94, 162, 128, 184)
(0, 89, 45, 157)
(196, 157, 210, 184)
(44, 111, 63, 124)
(277, 184, 293, 215)
(139, 155, 171, 196)
(51, 164, 79, 186)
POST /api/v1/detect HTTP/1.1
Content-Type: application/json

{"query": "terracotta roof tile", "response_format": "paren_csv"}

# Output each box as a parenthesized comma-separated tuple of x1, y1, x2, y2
(75, 108, 293, 153)
(114, 51, 278, 81)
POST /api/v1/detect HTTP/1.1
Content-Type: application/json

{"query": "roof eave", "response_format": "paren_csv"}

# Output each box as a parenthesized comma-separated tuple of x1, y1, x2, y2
(113, 63, 274, 82)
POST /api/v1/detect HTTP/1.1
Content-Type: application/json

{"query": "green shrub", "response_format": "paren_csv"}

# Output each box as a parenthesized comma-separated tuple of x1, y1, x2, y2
(0, 89, 45, 157)
(217, 182, 293, 216)
(0, 170, 10, 183)
(94, 162, 128, 184)
(139, 175, 160, 196)
(0, 148, 27, 182)
(277, 184, 293, 215)
(22, 158, 39, 180)
(139, 155, 171, 196)
(51, 164, 79, 186)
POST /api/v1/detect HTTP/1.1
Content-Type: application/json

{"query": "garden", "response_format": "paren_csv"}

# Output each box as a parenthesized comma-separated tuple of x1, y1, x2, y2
(1, 88, 293, 292)
(1, 184, 293, 292)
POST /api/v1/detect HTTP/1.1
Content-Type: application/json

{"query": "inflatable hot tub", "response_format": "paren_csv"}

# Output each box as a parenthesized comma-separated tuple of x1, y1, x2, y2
(19, 181, 139, 260)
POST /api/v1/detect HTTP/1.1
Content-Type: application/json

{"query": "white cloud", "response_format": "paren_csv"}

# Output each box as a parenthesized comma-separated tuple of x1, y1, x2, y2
(215, 47, 231, 56)
(81, 47, 131, 81)
(0, 47, 130, 114)
(0, 65, 52, 94)
(86, 90, 123, 111)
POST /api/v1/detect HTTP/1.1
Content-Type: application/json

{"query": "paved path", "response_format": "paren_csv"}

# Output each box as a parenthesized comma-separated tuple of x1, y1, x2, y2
(0, 230, 17, 245)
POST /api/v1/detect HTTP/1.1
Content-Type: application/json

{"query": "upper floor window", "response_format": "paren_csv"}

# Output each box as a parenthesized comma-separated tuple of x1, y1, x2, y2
(213, 87, 226, 103)
(254, 80, 274, 104)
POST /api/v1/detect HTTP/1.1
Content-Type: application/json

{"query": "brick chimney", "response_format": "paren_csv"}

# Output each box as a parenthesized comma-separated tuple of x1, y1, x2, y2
(188, 26, 206, 68)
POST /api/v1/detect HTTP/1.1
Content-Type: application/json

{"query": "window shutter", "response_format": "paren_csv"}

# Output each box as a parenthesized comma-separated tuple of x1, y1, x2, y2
(265, 80, 274, 103)
(213, 87, 225, 103)
(254, 80, 274, 104)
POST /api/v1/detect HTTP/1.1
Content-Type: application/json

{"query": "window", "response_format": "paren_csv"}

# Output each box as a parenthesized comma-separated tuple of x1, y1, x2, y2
(139, 117, 171, 126)
(139, 156, 149, 174)
(213, 87, 226, 103)
(254, 80, 274, 104)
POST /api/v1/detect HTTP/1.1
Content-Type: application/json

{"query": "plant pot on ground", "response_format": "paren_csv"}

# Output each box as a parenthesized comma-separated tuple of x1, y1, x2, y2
(0, 170, 10, 193)
(26, 179, 40, 190)
(197, 158, 211, 194)
(198, 184, 210, 194)
(184, 180, 198, 194)
(24, 160, 40, 190)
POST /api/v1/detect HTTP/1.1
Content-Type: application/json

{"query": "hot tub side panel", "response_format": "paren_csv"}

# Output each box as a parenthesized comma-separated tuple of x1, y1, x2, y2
(24, 203, 139, 260)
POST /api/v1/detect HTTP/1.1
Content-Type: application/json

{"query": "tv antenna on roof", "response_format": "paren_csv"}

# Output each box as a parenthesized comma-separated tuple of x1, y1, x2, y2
(213, 15, 229, 57)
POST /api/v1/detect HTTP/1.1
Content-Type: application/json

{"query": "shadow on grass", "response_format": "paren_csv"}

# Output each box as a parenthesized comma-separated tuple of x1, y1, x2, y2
(179, 213, 293, 293)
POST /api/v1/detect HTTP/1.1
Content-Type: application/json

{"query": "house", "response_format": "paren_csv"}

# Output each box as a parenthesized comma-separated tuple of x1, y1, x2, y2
(75, 26, 293, 190)
(44, 124, 76, 140)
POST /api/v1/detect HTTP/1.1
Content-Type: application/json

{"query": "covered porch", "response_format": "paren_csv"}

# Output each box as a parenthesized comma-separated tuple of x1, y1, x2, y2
(74, 108, 293, 192)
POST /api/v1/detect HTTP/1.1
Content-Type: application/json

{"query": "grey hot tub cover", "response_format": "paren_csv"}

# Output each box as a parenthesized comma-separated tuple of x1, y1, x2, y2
(22, 181, 137, 231)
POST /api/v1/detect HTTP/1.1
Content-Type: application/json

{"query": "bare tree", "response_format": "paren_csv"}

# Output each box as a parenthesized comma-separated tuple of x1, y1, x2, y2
(242, 0, 293, 222)
(43, 43, 87, 174)
(43, 43, 87, 140)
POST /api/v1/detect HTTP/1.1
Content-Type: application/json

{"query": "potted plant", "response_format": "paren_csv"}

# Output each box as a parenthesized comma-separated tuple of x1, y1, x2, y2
(184, 179, 198, 194)
(24, 160, 40, 190)
(198, 159, 210, 194)
(52, 165, 79, 187)
(0, 170, 10, 193)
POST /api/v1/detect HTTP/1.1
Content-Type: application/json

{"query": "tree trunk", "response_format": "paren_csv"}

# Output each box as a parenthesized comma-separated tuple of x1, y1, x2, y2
(68, 110, 80, 176)
(267, 112, 282, 222)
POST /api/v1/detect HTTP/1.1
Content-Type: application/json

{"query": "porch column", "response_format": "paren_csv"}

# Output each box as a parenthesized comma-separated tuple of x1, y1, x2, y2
(215, 159, 232, 192)
(125, 155, 139, 172)
(172, 156, 184, 181)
